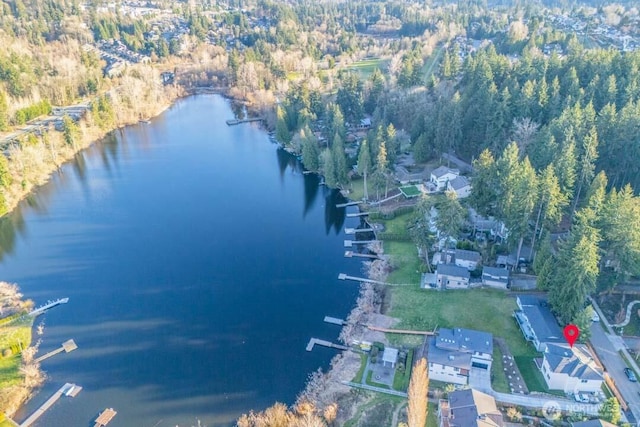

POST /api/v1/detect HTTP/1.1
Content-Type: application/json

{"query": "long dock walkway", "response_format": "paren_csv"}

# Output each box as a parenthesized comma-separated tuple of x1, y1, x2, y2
(366, 325, 435, 335)
(35, 339, 77, 363)
(345, 228, 374, 235)
(344, 251, 379, 259)
(344, 240, 379, 248)
(28, 298, 69, 316)
(306, 338, 349, 352)
(338, 273, 388, 286)
(323, 316, 347, 326)
(346, 212, 369, 217)
(336, 201, 361, 208)
(20, 383, 81, 427)
(225, 117, 263, 126)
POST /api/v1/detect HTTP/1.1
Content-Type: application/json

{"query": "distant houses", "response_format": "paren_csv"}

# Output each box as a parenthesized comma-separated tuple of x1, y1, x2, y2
(428, 327, 493, 385)
(436, 264, 471, 289)
(481, 267, 509, 289)
(432, 249, 481, 271)
(430, 166, 460, 191)
(447, 176, 472, 199)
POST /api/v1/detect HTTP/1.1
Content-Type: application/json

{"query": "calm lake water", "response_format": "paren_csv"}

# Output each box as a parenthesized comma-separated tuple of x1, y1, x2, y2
(0, 95, 361, 427)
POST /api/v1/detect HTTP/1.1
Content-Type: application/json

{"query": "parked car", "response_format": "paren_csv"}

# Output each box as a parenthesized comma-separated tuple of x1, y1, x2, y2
(574, 393, 590, 403)
(624, 367, 637, 382)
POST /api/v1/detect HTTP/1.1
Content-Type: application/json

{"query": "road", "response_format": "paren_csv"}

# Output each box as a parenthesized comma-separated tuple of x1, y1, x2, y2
(590, 321, 640, 421)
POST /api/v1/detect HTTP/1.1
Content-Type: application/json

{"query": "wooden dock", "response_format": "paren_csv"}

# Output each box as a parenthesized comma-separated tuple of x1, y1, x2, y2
(19, 383, 81, 427)
(28, 297, 69, 316)
(323, 316, 347, 326)
(366, 325, 435, 335)
(346, 212, 369, 217)
(336, 201, 361, 208)
(94, 408, 117, 427)
(344, 227, 374, 235)
(338, 273, 388, 286)
(306, 338, 349, 352)
(35, 339, 77, 363)
(225, 117, 263, 126)
(344, 251, 379, 259)
(344, 240, 379, 248)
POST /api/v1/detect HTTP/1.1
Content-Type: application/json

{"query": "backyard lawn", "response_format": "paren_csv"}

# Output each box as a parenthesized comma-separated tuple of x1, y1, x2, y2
(345, 58, 390, 79)
(491, 346, 510, 393)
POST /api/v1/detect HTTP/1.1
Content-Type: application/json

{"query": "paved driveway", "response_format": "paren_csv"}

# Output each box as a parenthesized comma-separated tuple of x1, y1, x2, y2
(590, 322, 640, 421)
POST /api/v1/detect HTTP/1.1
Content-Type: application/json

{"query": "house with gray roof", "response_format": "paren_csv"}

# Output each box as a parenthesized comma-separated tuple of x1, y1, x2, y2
(514, 295, 564, 351)
(439, 389, 503, 427)
(432, 249, 481, 271)
(447, 175, 472, 199)
(481, 267, 509, 289)
(428, 328, 493, 385)
(537, 343, 604, 393)
(430, 166, 460, 191)
(436, 264, 470, 289)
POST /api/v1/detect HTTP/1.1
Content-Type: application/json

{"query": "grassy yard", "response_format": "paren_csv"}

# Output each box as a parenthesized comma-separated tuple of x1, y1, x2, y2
(399, 185, 421, 198)
(427, 402, 438, 427)
(345, 58, 390, 79)
(352, 353, 367, 383)
(491, 346, 510, 393)
(422, 45, 445, 81)
(0, 315, 32, 389)
(385, 241, 422, 285)
(392, 349, 414, 391)
(365, 370, 390, 389)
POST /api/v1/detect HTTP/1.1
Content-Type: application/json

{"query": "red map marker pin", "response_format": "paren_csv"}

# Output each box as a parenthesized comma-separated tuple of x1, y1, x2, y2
(563, 324, 580, 347)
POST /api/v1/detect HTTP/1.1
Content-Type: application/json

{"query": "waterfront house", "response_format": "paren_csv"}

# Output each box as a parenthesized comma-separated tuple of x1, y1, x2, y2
(430, 166, 460, 191)
(428, 328, 493, 385)
(436, 264, 470, 289)
(439, 389, 503, 427)
(481, 267, 509, 289)
(447, 176, 472, 199)
(514, 296, 564, 351)
(537, 343, 604, 393)
(432, 249, 481, 271)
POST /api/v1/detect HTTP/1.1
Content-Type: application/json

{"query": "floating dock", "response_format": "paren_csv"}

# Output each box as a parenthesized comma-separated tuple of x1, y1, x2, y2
(94, 408, 117, 427)
(19, 383, 81, 427)
(338, 273, 388, 286)
(323, 316, 347, 326)
(306, 338, 349, 352)
(35, 339, 77, 363)
(225, 117, 263, 126)
(344, 240, 379, 248)
(28, 298, 69, 316)
(336, 201, 361, 208)
(344, 251, 379, 259)
(344, 228, 374, 235)
(346, 212, 369, 217)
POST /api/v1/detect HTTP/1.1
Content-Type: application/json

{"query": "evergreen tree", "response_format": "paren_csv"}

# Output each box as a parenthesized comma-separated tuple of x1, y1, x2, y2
(62, 115, 79, 147)
(301, 128, 320, 172)
(332, 133, 348, 187)
(357, 140, 372, 200)
(413, 133, 430, 163)
(275, 105, 291, 145)
(321, 148, 337, 188)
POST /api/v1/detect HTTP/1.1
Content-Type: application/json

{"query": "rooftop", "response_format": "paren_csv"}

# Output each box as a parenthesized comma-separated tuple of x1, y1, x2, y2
(436, 327, 493, 355)
(516, 296, 564, 345)
(482, 266, 509, 278)
(445, 389, 503, 427)
(432, 165, 460, 179)
(544, 343, 603, 381)
(448, 175, 471, 190)
(437, 264, 471, 279)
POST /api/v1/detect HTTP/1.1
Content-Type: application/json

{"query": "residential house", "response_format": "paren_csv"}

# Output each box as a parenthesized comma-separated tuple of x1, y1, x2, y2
(514, 296, 564, 351)
(469, 208, 508, 242)
(433, 249, 481, 271)
(430, 166, 460, 191)
(439, 389, 504, 427)
(481, 267, 509, 289)
(537, 343, 604, 393)
(447, 176, 472, 199)
(428, 328, 493, 385)
(436, 264, 470, 289)
(454, 249, 481, 271)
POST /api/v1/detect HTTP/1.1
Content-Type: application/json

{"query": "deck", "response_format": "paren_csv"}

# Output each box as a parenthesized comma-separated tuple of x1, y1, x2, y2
(34, 339, 78, 363)
(305, 338, 349, 352)
(19, 383, 81, 427)
(344, 240, 379, 248)
(338, 273, 388, 286)
(344, 251, 379, 259)
(94, 408, 117, 427)
(225, 117, 263, 126)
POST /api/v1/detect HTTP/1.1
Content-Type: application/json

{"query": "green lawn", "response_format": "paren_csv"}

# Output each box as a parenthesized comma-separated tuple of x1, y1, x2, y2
(385, 241, 422, 285)
(0, 314, 33, 390)
(353, 353, 367, 383)
(427, 402, 438, 427)
(365, 370, 390, 389)
(399, 185, 421, 198)
(345, 58, 389, 79)
(422, 45, 445, 81)
(491, 346, 510, 393)
(348, 177, 367, 202)
(392, 349, 414, 391)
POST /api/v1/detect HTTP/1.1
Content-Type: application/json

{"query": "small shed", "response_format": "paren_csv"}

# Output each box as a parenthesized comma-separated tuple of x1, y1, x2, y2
(382, 347, 399, 368)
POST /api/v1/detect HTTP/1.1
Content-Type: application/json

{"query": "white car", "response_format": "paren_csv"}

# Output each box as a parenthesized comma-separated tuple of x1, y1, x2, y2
(574, 393, 590, 403)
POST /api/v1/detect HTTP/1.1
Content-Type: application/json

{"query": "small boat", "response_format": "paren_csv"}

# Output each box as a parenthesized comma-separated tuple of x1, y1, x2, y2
(139, 119, 151, 124)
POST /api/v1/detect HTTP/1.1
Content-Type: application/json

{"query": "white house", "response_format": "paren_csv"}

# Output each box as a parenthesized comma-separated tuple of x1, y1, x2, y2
(430, 166, 460, 191)
(537, 343, 604, 393)
(428, 328, 493, 385)
(447, 176, 472, 199)
(436, 264, 470, 289)
(481, 267, 509, 289)
(514, 295, 564, 351)
(439, 389, 503, 427)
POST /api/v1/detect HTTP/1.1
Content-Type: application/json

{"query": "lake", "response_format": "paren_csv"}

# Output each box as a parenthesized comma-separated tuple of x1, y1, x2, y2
(0, 95, 361, 427)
